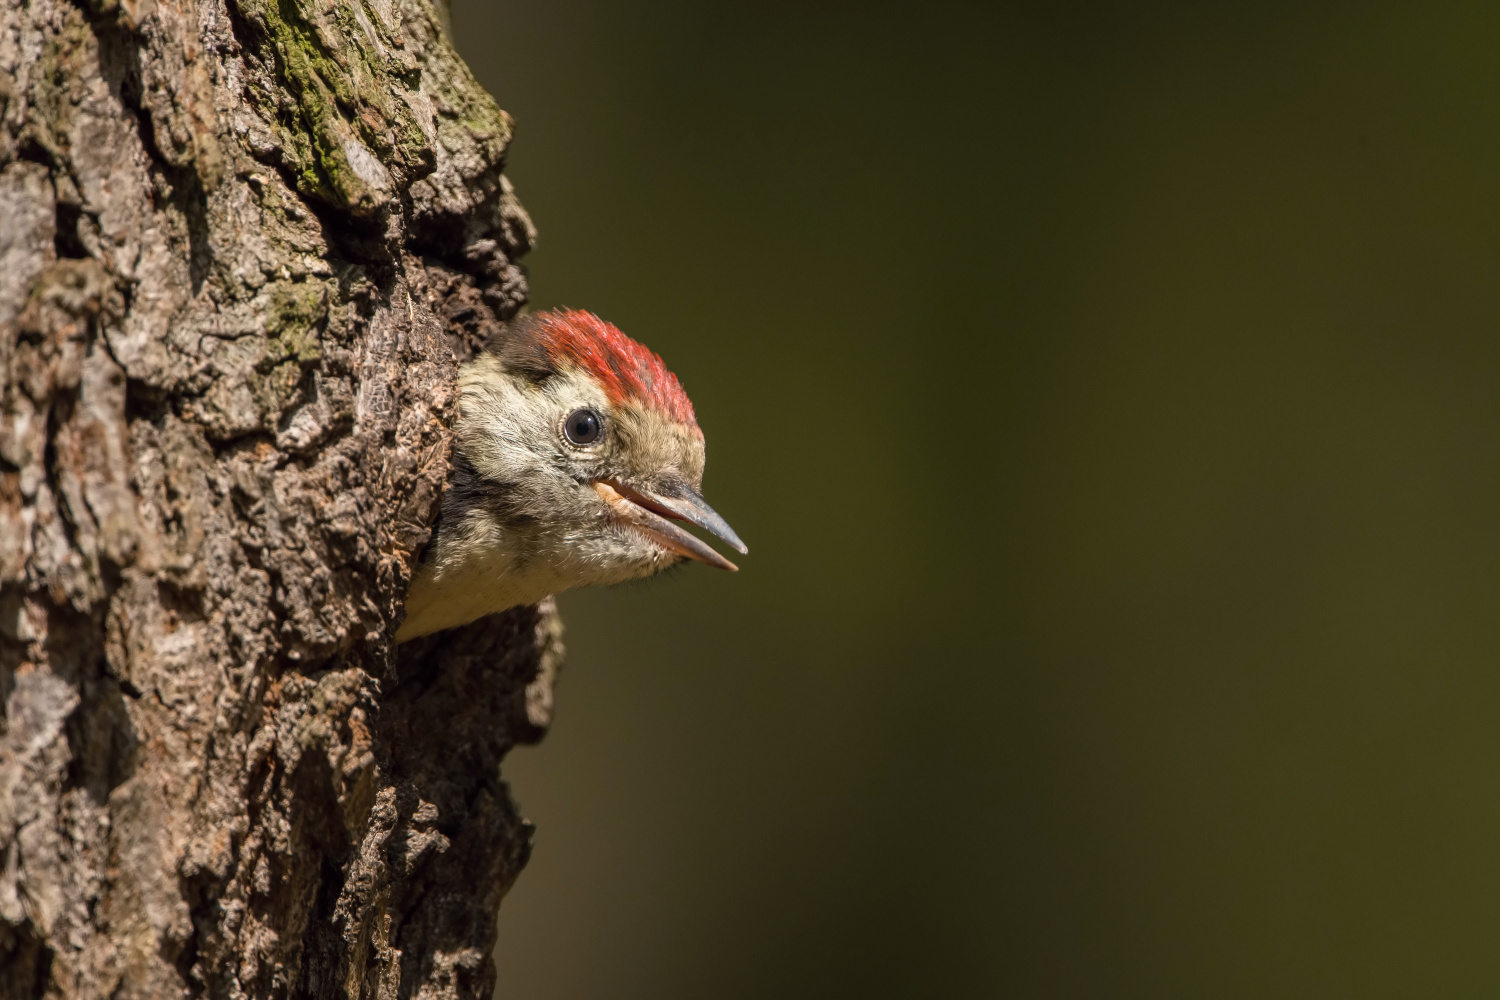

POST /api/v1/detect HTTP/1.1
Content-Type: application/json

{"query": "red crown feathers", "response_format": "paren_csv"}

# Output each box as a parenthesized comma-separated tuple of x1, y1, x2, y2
(524, 309, 699, 430)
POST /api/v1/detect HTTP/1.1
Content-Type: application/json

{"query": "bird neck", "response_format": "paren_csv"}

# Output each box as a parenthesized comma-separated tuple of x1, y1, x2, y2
(396, 540, 561, 641)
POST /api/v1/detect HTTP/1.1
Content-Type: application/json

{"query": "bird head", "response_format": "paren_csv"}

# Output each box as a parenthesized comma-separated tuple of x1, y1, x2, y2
(398, 309, 745, 641)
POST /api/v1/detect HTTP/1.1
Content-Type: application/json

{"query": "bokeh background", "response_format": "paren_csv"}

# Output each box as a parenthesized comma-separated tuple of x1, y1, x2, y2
(452, 2, 1500, 996)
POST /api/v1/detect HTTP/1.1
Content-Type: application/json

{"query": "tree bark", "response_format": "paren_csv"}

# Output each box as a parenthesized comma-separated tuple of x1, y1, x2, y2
(0, 0, 559, 996)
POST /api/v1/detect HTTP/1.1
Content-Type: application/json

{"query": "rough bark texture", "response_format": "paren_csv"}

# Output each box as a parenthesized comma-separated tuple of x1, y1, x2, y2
(0, 0, 559, 996)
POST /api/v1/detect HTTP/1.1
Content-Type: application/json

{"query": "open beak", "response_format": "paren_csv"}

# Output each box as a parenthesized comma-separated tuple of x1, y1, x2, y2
(594, 478, 747, 571)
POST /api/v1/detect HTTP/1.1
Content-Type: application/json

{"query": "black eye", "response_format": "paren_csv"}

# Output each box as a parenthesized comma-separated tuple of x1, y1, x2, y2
(563, 408, 603, 446)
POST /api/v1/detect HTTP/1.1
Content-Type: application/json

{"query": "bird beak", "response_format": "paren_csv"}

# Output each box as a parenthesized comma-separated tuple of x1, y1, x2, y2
(593, 478, 747, 571)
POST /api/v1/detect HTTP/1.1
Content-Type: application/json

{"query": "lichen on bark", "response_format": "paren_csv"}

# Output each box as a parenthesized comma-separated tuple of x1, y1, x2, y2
(0, 0, 553, 997)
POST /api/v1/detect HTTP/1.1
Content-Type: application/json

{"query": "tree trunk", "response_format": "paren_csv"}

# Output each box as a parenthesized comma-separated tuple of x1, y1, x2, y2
(0, 0, 560, 996)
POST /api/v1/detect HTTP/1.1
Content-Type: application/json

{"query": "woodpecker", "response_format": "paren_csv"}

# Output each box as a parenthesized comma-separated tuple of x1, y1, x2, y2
(397, 309, 746, 641)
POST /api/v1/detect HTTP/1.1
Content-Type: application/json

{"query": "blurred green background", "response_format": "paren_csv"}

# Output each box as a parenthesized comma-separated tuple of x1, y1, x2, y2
(453, 2, 1500, 996)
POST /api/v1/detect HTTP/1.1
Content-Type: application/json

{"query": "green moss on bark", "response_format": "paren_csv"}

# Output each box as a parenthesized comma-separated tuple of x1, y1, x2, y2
(234, 0, 433, 214)
(252, 279, 328, 419)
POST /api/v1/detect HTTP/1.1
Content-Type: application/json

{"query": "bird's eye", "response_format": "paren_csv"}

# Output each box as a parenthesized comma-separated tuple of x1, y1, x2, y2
(563, 407, 604, 446)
